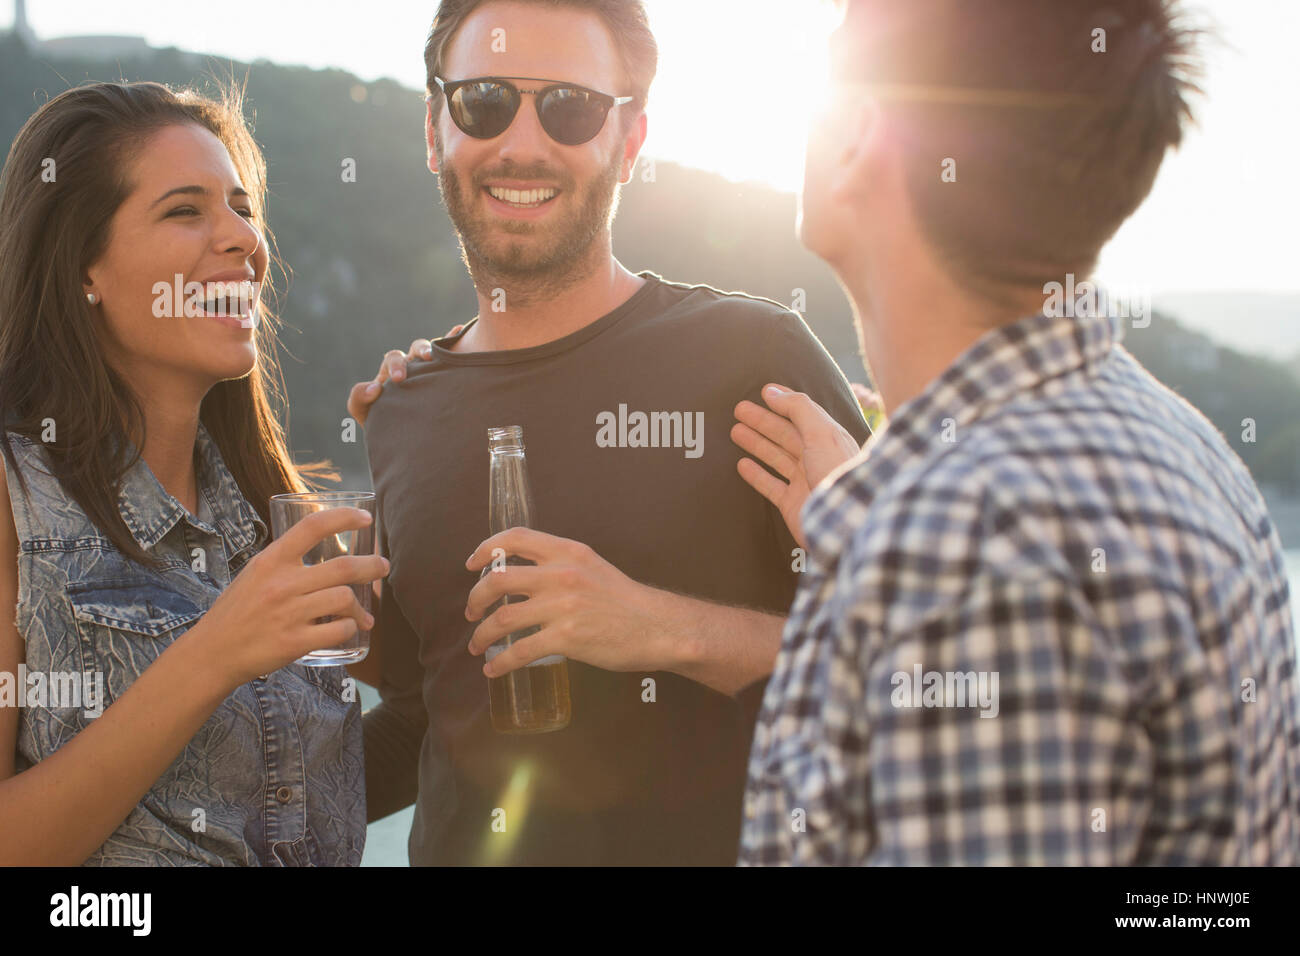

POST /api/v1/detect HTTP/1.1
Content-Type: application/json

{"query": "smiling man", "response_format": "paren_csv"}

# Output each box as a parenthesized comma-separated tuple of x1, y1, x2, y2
(355, 0, 870, 865)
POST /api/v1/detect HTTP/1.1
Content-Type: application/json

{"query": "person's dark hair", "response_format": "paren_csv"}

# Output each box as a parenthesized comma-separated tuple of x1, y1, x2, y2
(0, 80, 336, 569)
(838, 0, 1204, 306)
(424, 0, 658, 119)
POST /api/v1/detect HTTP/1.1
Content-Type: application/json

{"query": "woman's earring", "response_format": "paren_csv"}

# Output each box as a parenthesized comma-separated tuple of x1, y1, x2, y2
(86, 293, 98, 305)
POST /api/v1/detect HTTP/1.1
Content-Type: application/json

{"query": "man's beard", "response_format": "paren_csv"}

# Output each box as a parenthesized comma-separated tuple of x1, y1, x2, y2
(435, 135, 624, 287)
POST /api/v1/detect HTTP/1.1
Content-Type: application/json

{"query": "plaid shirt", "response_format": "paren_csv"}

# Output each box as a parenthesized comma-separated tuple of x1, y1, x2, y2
(739, 306, 1300, 865)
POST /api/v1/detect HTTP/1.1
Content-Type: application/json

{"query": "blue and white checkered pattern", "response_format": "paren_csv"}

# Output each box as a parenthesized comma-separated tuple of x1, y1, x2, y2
(739, 307, 1300, 865)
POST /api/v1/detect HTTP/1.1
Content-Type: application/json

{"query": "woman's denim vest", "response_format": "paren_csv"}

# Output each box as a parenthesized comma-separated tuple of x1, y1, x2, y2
(2, 423, 366, 865)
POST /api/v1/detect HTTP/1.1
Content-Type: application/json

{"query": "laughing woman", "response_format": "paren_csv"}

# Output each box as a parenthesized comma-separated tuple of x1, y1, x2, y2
(0, 81, 391, 865)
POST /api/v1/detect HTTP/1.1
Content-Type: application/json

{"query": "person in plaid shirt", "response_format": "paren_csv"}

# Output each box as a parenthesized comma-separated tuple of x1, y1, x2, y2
(729, 0, 1300, 864)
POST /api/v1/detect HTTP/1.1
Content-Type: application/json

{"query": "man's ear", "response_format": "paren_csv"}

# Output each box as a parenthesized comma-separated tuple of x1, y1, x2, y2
(618, 111, 648, 185)
(426, 99, 440, 175)
(828, 96, 883, 205)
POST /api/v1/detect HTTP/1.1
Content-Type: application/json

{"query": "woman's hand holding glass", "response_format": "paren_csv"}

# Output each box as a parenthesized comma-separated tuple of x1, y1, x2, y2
(187, 507, 389, 689)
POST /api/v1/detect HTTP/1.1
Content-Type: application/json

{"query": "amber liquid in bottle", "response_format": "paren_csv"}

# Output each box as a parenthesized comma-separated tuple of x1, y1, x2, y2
(485, 426, 571, 734)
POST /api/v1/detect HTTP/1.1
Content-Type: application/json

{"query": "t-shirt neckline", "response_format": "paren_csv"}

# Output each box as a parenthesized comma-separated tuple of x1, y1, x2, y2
(430, 270, 662, 366)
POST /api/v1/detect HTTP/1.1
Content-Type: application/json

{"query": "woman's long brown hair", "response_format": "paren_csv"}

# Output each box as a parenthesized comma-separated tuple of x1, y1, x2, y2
(0, 80, 336, 569)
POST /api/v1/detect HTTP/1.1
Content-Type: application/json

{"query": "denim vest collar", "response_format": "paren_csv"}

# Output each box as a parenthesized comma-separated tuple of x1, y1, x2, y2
(115, 419, 268, 556)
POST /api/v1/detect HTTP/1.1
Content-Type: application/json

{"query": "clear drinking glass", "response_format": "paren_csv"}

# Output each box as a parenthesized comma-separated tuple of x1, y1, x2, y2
(269, 491, 376, 666)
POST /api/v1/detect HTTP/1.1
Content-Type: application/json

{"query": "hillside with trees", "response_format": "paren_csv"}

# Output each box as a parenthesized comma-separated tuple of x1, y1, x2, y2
(3, 34, 1297, 530)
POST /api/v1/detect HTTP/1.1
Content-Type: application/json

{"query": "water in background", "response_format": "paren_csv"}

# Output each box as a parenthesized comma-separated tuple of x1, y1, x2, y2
(358, 682, 414, 867)
(360, 550, 1300, 866)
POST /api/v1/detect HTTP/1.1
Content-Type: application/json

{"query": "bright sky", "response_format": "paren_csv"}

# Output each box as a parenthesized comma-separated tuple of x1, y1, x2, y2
(7, 0, 1297, 294)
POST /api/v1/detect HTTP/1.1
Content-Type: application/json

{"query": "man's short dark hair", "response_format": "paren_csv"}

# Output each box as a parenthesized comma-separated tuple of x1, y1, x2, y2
(424, 0, 658, 119)
(839, 0, 1204, 305)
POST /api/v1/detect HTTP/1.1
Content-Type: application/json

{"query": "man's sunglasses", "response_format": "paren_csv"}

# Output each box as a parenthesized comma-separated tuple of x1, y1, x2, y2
(430, 76, 634, 146)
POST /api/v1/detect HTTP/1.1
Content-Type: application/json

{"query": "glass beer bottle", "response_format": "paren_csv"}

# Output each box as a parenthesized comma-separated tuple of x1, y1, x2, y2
(483, 426, 571, 734)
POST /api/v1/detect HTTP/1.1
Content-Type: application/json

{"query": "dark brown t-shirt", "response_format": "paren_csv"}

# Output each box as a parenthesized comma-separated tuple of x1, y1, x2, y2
(363, 271, 870, 864)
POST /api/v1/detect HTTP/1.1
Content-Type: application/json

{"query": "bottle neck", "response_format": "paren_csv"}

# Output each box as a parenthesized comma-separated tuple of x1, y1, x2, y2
(489, 451, 534, 533)
(487, 425, 525, 456)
